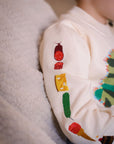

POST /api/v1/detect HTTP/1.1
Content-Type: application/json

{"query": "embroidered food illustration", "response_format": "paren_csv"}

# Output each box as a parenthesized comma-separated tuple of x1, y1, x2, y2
(53, 42, 97, 142)
(54, 43, 64, 69)
(54, 62, 63, 70)
(99, 136, 114, 144)
(69, 122, 95, 141)
(54, 43, 64, 61)
(55, 73, 69, 91)
(62, 92, 71, 118)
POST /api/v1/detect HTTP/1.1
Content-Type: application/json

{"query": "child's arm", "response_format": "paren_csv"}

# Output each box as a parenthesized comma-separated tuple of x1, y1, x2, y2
(39, 20, 114, 144)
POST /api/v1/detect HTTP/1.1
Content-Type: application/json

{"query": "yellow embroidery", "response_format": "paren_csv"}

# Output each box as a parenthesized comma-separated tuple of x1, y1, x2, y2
(55, 73, 69, 91)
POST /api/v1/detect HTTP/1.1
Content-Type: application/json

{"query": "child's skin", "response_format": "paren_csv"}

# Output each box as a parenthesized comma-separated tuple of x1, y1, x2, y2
(76, 0, 114, 24)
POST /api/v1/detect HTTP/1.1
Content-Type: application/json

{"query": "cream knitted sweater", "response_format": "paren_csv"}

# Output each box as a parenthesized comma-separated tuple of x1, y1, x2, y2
(40, 6, 114, 144)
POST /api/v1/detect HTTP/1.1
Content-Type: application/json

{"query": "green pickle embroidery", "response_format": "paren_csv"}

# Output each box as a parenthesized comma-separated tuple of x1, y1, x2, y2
(62, 92, 71, 118)
(94, 49, 114, 107)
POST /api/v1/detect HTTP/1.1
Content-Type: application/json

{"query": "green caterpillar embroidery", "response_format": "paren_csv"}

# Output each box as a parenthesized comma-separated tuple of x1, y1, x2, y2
(94, 49, 114, 107)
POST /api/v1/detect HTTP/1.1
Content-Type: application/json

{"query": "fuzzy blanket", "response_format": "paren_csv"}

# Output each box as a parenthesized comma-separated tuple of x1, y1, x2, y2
(0, 0, 66, 143)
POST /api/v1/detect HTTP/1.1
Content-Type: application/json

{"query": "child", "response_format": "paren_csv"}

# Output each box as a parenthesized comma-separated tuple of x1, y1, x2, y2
(39, 0, 114, 143)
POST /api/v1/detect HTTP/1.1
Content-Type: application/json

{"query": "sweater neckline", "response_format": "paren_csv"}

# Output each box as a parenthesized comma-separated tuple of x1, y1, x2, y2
(68, 6, 113, 37)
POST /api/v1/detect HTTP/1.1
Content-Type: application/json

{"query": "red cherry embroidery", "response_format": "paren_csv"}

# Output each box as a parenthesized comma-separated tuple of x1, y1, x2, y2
(54, 43, 64, 61)
(54, 62, 63, 70)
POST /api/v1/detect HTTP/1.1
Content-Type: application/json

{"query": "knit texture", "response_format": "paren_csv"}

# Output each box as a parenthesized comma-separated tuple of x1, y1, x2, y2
(0, 0, 66, 143)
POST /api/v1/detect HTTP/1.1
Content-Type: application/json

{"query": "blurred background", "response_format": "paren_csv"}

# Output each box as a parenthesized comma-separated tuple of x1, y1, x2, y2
(45, 0, 76, 16)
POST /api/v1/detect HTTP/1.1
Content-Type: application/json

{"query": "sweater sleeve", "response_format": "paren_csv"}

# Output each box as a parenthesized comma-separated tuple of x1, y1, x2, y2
(39, 20, 114, 144)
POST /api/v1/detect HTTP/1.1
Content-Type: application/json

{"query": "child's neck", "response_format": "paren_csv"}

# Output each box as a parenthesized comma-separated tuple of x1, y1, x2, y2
(77, 2, 109, 25)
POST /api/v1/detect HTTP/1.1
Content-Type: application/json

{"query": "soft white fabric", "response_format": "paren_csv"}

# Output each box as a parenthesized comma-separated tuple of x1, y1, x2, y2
(40, 6, 114, 144)
(0, 0, 66, 143)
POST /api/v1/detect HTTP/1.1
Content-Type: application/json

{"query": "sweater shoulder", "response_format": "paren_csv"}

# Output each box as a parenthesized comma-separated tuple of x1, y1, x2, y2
(44, 17, 88, 41)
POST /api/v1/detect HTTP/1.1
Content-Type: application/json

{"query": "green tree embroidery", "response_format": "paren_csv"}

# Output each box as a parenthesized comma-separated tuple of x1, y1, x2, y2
(94, 49, 114, 107)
